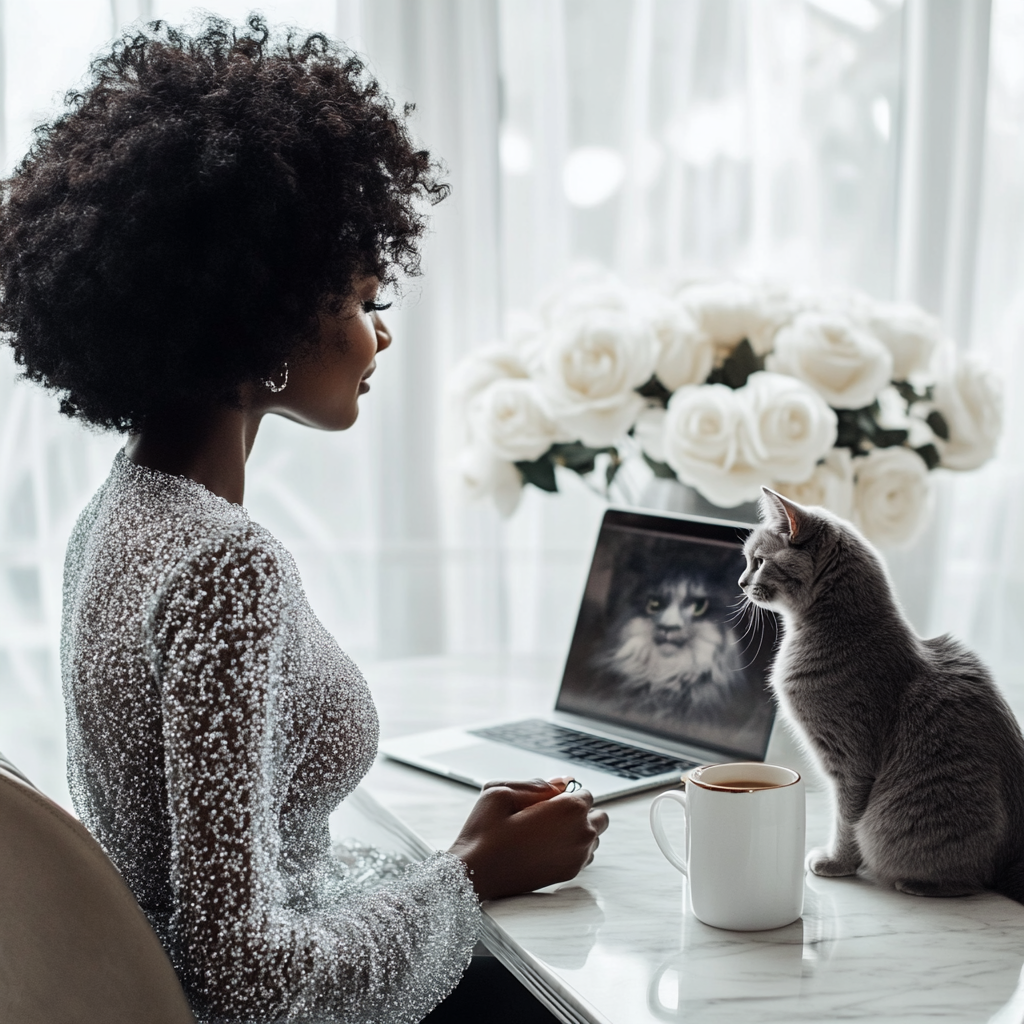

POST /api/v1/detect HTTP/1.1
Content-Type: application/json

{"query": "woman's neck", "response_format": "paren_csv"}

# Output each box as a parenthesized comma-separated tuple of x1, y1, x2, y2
(125, 402, 262, 505)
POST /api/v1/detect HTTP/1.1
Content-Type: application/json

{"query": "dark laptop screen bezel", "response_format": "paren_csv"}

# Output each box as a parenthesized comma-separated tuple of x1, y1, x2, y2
(554, 507, 779, 761)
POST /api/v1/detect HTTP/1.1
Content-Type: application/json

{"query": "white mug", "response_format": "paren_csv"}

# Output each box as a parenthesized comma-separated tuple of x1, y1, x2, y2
(650, 762, 805, 931)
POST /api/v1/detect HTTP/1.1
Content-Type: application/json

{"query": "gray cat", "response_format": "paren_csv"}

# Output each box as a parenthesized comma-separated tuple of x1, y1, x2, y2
(739, 487, 1024, 902)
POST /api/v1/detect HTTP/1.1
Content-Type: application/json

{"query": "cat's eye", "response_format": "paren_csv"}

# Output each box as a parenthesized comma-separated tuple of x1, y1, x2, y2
(646, 597, 662, 614)
(751, 557, 764, 570)
(691, 598, 709, 617)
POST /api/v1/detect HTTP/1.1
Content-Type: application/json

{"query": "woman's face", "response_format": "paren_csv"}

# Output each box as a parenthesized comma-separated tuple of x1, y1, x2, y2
(263, 275, 392, 430)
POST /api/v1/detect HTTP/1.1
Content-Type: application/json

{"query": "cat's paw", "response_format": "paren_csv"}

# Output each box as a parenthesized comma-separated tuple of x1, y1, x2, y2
(806, 847, 860, 877)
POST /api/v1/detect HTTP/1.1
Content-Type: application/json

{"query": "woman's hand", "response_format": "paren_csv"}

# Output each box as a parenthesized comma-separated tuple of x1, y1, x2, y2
(448, 777, 610, 901)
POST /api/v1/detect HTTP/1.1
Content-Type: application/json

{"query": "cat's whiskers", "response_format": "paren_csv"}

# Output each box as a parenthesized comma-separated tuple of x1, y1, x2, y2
(725, 595, 751, 625)
(730, 594, 776, 671)
(739, 626, 764, 666)
(733, 599, 761, 655)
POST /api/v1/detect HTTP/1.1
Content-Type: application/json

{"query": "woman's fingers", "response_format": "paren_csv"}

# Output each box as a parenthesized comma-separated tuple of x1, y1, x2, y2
(568, 785, 593, 806)
(482, 776, 561, 791)
(480, 780, 608, 841)
(450, 778, 611, 899)
(480, 776, 577, 810)
(482, 776, 574, 792)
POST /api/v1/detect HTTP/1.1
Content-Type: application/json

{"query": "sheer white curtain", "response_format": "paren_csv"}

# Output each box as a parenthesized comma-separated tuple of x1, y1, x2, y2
(0, 0, 510, 802)
(0, 0, 1018, 805)
(933, 0, 1024, 716)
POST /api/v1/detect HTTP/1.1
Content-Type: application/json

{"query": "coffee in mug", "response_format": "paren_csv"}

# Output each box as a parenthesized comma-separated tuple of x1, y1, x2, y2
(697, 778, 783, 791)
(650, 762, 805, 931)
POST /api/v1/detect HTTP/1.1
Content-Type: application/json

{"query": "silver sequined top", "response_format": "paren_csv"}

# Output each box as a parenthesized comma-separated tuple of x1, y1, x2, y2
(61, 451, 479, 1024)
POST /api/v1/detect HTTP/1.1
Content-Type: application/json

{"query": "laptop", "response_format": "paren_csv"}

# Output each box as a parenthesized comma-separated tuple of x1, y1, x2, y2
(380, 507, 780, 803)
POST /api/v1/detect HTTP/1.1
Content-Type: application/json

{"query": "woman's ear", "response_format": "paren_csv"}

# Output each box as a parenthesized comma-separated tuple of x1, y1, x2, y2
(760, 487, 808, 542)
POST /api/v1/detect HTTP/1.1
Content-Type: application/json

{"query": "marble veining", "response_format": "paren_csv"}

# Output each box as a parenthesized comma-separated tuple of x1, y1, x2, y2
(345, 655, 1024, 1024)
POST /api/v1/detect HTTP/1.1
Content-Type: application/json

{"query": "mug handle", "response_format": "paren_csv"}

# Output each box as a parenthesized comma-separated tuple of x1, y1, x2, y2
(650, 789, 689, 876)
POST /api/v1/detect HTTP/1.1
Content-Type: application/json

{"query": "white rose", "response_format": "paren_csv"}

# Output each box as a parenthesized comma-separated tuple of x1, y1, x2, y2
(676, 279, 797, 357)
(504, 309, 548, 373)
(751, 280, 806, 354)
(644, 292, 715, 391)
(852, 446, 932, 547)
(535, 305, 657, 447)
(775, 448, 855, 519)
(875, 384, 908, 428)
(448, 344, 528, 401)
(744, 371, 838, 483)
(457, 447, 524, 517)
(468, 378, 565, 462)
(537, 264, 632, 326)
(767, 311, 893, 410)
(448, 345, 530, 444)
(867, 302, 943, 382)
(633, 402, 668, 464)
(931, 347, 1002, 471)
(662, 384, 763, 507)
(807, 287, 875, 324)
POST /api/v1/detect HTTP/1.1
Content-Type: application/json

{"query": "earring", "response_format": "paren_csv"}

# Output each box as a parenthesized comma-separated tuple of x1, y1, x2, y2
(263, 363, 288, 393)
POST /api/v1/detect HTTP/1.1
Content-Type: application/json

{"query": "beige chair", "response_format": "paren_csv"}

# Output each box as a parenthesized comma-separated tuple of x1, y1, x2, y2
(0, 750, 196, 1024)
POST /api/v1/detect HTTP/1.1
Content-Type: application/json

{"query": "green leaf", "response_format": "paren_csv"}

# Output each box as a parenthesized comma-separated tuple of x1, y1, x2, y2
(856, 410, 879, 437)
(549, 442, 614, 474)
(874, 429, 910, 448)
(893, 381, 919, 405)
(836, 404, 911, 452)
(835, 409, 863, 449)
(926, 410, 950, 440)
(515, 455, 558, 492)
(635, 376, 673, 403)
(916, 443, 941, 470)
(706, 338, 765, 390)
(642, 452, 678, 479)
(831, 404, 911, 451)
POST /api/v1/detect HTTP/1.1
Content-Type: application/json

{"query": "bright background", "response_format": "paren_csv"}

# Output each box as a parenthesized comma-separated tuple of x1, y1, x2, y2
(1, 0, 1022, 806)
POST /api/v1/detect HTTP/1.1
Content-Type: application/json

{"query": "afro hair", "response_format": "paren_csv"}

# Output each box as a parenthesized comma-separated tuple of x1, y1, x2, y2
(0, 14, 448, 430)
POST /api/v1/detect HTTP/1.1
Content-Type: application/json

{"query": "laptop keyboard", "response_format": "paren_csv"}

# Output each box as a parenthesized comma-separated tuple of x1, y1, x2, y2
(467, 719, 700, 780)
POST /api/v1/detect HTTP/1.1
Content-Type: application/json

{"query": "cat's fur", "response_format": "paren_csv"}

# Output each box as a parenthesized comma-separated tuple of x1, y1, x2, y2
(740, 487, 1024, 903)
(595, 571, 742, 709)
(590, 543, 763, 734)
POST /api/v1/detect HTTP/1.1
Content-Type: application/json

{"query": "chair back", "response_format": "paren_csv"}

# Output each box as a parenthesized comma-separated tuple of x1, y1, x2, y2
(0, 751, 196, 1024)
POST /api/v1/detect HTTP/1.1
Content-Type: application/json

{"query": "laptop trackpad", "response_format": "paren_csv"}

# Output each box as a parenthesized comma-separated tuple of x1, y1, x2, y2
(432, 743, 594, 785)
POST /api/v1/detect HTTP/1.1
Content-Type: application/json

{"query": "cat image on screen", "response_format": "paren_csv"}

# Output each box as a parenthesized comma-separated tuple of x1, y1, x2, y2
(591, 541, 759, 732)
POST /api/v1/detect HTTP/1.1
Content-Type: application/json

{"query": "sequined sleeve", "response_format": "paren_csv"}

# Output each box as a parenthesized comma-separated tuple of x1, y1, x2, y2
(149, 527, 480, 1024)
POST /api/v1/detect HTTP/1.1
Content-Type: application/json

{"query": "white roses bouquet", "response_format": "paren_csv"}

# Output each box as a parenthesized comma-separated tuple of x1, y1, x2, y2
(450, 267, 1002, 546)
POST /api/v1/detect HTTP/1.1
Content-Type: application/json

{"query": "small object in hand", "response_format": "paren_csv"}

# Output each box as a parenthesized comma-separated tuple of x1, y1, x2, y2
(564, 779, 582, 793)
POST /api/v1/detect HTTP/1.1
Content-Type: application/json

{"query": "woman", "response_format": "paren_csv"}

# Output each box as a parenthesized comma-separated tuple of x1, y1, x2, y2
(0, 17, 607, 1024)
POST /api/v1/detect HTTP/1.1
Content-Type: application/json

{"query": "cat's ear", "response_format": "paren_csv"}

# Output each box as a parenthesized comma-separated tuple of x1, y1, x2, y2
(760, 487, 808, 542)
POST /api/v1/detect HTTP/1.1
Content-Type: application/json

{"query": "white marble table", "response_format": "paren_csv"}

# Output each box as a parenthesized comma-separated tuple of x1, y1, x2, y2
(333, 655, 1024, 1024)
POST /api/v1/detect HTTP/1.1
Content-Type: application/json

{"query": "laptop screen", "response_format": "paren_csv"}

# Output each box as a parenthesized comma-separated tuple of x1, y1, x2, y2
(556, 509, 779, 761)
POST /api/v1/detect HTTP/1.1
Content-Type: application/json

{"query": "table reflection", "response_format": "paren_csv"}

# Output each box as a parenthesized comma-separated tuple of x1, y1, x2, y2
(647, 883, 837, 1018)
(989, 962, 1024, 1024)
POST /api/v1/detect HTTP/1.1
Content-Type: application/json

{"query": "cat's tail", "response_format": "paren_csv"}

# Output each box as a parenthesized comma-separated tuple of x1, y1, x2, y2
(993, 858, 1024, 905)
